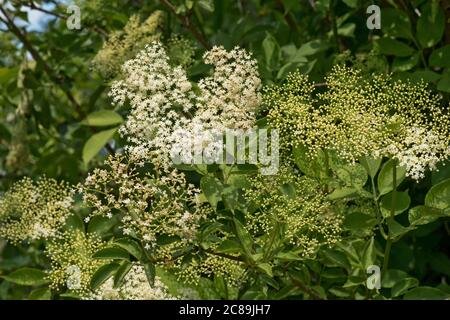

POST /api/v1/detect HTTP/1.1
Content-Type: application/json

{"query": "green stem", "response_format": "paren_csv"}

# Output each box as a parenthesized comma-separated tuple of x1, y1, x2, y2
(371, 177, 388, 240)
(382, 162, 397, 274)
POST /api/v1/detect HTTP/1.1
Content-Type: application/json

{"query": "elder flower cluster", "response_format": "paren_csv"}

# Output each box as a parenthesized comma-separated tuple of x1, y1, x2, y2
(45, 230, 107, 293)
(86, 264, 175, 300)
(92, 11, 164, 78)
(0, 177, 73, 243)
(80, 153, 202, 249)
(110, 42, 261, 169)
(245, 166, 343, 257)
(267, 65, 450, 180)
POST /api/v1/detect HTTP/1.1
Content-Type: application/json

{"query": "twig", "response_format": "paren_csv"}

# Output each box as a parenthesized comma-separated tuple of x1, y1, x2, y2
(160, 0, 210, 49)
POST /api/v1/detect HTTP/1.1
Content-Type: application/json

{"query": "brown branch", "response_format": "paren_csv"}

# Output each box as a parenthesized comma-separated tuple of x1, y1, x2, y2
(160, 0, 210, 49)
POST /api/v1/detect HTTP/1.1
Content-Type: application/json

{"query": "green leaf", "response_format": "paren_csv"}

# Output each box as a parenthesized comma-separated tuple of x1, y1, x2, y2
(327, 187, 357, 200)
(90, 263, 120, 290)
(416, 3, 445, 48)
(216, 239, 242, 254)
(437, 73, 450, 93)
(275, 252, 301, 261)
(387, 219, 414, 240)
(1, 268, 49, 286)
(344, 212, 377, 234)
(64, 214, 85, 232)
(81, 110, 123, 127)
(113, 238, 143, 261)
(342, 0, 358, 8)
(392, 278, 419, 297)
(335, 163, 368, 189)
(93, 247, 130, 260)
(276, 61, 306, 80)
(392, 53, 419, 72)
(429, 45, 450, 68)
(381, 8, 412, 39)
(425, 178, 450, 210)
(29, 287, 51, 300)
(82, 127, 117, 165)
(404, 287, 450, 300)
(376, 38, 415, 57)
(408, 205, 446, 226)
(360, 156, 382, 179)
(262, 33, 280, 70)
(320, 249, 351, 270)
(257, 263, 273, 277)
(87, 215, 117, 235)
(297, 40, 329, 56)
(200, 175, 223, 210)
(377, 160, 407, 196)
(411, 70, 442, 83)
(113, 261, 133, 288)
(144, 262, 156, 287)
(233, 218, 253, 257)
(292, 145, 328, 178)
(380, 191, 411, 218)
(362, 237, 376, 269)
(382, 269, 408, 288)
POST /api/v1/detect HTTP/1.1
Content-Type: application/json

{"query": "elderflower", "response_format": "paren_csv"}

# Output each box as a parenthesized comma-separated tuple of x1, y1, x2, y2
(92, 11, 165, 78)
(245, 165, 343, 256)
(110, 42, 261, 170)
(46, 230, 107, 293)
(80, 153, 203, 249)
(266, 65, 450, 180)
(0, 177, 74, 243)
(86, 264, 175, 300)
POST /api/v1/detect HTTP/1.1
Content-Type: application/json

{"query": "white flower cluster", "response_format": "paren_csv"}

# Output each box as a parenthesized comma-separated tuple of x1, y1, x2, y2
(87, 264, 175, 300)
(377, 126, 450, 180)
(109, 42, 262, 169)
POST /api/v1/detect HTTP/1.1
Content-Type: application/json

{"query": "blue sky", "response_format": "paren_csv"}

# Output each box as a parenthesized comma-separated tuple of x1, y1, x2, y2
(0, 1, 59, 32)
